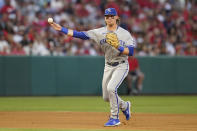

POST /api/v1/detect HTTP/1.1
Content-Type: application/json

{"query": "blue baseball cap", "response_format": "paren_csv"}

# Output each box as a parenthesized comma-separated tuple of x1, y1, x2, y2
(104, 8, 117, 16)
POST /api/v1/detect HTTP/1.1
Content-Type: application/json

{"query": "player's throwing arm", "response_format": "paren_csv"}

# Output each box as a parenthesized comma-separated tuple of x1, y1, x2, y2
(48, 18, 134, 56)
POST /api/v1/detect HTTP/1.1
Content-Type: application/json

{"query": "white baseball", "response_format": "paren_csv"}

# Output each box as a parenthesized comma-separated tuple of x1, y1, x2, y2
(48, 18, 53, 23)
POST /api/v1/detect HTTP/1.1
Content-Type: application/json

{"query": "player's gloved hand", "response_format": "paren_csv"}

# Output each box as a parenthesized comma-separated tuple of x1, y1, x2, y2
(106, 32, 120, 49)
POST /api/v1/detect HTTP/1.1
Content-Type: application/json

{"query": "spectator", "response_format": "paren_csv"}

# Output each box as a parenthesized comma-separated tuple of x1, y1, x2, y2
(126, 56, 144, 95)
(32, 35, 50, 56)
(0, 34, 10, 55)
(0, 0, 196, 56)
(10, 43, 25, 55)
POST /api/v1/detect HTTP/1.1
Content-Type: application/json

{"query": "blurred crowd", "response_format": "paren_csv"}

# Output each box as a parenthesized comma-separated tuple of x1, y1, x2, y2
(0, 0, 197, 56)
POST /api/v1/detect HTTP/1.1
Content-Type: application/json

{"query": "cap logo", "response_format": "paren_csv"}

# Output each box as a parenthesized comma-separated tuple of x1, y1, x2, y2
(104, 8, 117, 16)
(107, 8, 111, 12)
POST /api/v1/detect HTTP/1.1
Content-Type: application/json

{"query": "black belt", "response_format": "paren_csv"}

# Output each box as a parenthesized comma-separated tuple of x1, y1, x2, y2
(107, 60, 125, 67)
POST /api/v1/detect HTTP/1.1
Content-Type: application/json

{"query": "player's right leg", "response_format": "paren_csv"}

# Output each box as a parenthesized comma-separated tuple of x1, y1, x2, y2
(102, 64, 113, 102)
(103, 65, 123, 127)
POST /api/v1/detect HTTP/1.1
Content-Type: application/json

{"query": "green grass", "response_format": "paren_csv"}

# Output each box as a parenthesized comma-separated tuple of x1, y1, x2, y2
(0, 96, 197, 114)
(0, 96, 196, 131)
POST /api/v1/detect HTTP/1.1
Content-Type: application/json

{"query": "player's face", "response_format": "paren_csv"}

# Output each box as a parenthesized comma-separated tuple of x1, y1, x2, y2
(105, 15, 118, 26)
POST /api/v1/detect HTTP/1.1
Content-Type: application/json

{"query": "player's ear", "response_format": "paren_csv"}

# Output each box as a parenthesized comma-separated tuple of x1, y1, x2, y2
(116, 16, 120, 25)
(104, 17, 107, 25)
(104, 16, 107, 20)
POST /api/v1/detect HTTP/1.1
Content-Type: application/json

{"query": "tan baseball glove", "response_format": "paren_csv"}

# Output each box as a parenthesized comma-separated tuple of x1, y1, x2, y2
(106, 32, 120, 49)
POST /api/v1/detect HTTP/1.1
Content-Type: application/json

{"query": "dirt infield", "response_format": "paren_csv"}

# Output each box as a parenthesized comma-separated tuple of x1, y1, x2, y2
(0, 111, 197, 131)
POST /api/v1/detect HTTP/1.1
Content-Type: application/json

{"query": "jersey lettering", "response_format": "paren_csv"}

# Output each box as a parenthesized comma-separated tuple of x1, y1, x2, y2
(119, 40, 126, 46)
(100, 39, 106, 45)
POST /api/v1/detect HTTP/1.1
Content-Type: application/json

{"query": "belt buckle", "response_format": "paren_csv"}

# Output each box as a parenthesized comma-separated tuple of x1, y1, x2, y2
(112, 62, 119, 66)
(107, 61, 125, 66)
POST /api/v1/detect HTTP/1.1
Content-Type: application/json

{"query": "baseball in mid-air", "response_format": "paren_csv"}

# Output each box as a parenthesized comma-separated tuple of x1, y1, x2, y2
(48, 18, 53, 23)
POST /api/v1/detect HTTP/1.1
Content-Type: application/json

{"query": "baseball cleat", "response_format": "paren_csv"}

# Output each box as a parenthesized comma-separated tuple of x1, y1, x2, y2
(122, 101, 131, 120)
(104, 118, 121, 127)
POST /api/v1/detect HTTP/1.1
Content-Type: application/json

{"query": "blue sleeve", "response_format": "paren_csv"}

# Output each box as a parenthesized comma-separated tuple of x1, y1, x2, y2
(127, 46, 134, 56)
(60, 27, 90, 40)
(73, 30, 90, 40)
(60, 27, 68, 34)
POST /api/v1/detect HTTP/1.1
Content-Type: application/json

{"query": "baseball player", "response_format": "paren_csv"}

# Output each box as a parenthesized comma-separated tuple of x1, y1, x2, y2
(48, 8, 136, 127)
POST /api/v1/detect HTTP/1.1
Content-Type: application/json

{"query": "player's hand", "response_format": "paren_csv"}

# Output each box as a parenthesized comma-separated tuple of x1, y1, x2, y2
(48, 21, 62, 31)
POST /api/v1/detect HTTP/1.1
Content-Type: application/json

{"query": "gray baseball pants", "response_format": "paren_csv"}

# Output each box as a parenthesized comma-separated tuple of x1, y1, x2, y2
(102, 61, 129, 119)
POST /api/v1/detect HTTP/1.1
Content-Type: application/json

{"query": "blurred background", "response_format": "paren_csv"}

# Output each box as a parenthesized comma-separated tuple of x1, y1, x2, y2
(0, 0, 197, 56)
(0, 0, 197, 96)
